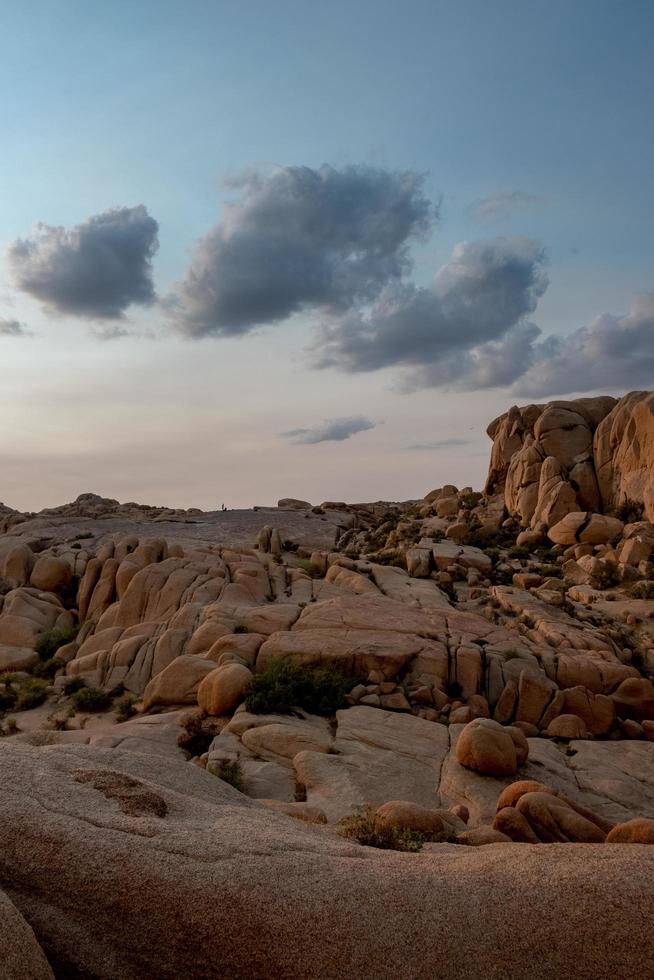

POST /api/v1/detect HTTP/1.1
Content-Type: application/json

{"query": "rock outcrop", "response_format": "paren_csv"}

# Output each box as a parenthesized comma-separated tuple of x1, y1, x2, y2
(485, 391, 654, 527)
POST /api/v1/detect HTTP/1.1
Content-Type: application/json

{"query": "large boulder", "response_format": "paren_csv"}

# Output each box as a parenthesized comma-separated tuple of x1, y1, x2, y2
(455, 719, 528, 776)
(197, 663, 253, 716)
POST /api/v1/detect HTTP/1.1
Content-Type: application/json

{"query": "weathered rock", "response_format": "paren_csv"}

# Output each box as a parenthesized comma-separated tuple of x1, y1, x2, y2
(375, 800, 445, 836)
(197, 663, 253, 716)
(456, 719, 528, 777)
(606, 818, 654, 844)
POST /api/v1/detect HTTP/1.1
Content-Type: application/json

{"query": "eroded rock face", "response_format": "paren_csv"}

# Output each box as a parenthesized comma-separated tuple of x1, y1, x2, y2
(484, 393, 654, 527)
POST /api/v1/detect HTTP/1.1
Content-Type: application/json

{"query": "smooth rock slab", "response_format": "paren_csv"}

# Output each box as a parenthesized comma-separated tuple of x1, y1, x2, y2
(0, 742, 653, 979)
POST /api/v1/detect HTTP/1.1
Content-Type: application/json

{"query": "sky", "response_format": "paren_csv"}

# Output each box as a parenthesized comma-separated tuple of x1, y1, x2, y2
(0, 0, 652, 511)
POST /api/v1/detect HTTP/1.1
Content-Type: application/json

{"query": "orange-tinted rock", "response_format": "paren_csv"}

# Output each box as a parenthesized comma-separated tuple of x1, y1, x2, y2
(606, 819, 654, 844)
(456, 719, 528, 777)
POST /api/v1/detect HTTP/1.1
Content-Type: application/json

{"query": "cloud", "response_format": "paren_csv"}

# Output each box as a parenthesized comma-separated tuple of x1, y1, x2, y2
(282, 416, 377, 444)
(0, 318, 27, 336)
(167, 164, 435, 337)
(512, 293, 654, 396)
(467, 190, 545, 225)
(8, 205, 159, 320)
(407, 437, 470, 450)
(310, 237, 548, 390)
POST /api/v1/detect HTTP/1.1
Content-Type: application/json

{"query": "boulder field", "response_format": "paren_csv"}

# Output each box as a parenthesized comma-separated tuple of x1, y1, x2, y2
(0, 390, 653, 976)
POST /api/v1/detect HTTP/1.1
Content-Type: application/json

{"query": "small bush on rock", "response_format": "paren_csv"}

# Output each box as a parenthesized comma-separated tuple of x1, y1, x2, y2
(245, 659, 355, 716)
(630, 581, 654, 600)
(32, 656, 65, 680)
(589, 560, 621, 591)
(213, 759, 245, 792)
(14, 678, 49, 711)
(114, 692, 138, 722)
(70, 687, 113, 712)
(337, 807, 452, 852)
(35, 626, 77, 661)
(63, 676, 86, 696)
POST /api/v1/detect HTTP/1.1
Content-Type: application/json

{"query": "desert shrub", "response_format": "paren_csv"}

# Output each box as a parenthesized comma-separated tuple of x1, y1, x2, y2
(70, 686, 113, 712)
(35, 626, 77, 661)
(294, 557, 320, 577)
(1, 718, 18, 736)
(32, 656, 65, 679)
(534, 547, 559, 563)
(0, 683, 17, 712)
(483, 546, 501, 565)
(459, 492, 482, 510)
(630, 581, 654, 600)
(366, 549, 406, 569)
(14, 678, 49, 711)
(245, 659, 355, 716)
(213, 759, 245, 792)
(114, 691, 138, 722)
(508, 546, 530, 560)
(177, 711, 226, 756)
(538, 564, 562, 578)
(63, 676, 86, 696)
(589, 560, 621, 591)
(614, 500, 645, 524)
(337, 807, 454, 852)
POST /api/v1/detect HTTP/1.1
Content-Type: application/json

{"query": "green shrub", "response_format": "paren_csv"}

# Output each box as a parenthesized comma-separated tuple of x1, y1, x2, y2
(459, 492, 482, 510)
(35, 626, 77, 661)
(70, 686, 112, 712)
(245, 659, 355, 716)
(630, 581, 654, 600)
(114, 691, 138, 722)
(294, 557, 320, 577)
(213, 759, 245, 792)
(366, 549, 406, 569)
(538, 564, 562, 578)
(534, 547, 558, 563)
(337, 807, 453, 852)
(32, 656, 65, 679)
(63, 676, 86, 696)
(14, 678, 49, 711)
(508, 546, 530, 560)
(0, 684, 17, 712)
(589, 560, 621, 591)
(614, 500, 645, 524)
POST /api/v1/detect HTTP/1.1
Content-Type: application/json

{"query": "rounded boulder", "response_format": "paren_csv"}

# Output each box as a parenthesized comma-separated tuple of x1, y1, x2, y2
(455, 718, 528, 776)
(30, 556, 72, 594)
(197, 663, 253, 716)
(606, 818, 654, 844)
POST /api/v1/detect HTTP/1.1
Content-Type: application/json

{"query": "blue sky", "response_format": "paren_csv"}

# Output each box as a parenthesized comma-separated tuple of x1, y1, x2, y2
(0, 0, 652, 509)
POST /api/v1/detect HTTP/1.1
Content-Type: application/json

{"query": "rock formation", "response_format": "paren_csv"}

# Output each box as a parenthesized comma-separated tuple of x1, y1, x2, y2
(0, 392, 652, 976)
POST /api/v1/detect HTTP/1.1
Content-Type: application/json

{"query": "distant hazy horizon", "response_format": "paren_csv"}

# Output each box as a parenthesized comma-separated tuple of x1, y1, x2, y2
(2, 1, 652, 512)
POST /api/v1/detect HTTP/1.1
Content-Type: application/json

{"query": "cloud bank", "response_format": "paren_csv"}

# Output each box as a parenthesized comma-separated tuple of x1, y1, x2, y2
(467, 190, 545, 225)
(282, 416, 377, 444)
(167, 165, 435, 337)
(310, 237, 548, 390)
(8, 205, 159, 320)
(513, 293, 654, 396)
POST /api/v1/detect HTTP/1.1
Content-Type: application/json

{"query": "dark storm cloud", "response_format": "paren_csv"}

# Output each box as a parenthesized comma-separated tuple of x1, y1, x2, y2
(512, 293, 654, 396)
(8, 205, 159, 319)
(0, 318, 27, 336)
(282, 416, 377, 444)
(310, 237, 548, 390)
(467, 190, 545, 225)
(167, 165, 435, 337)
